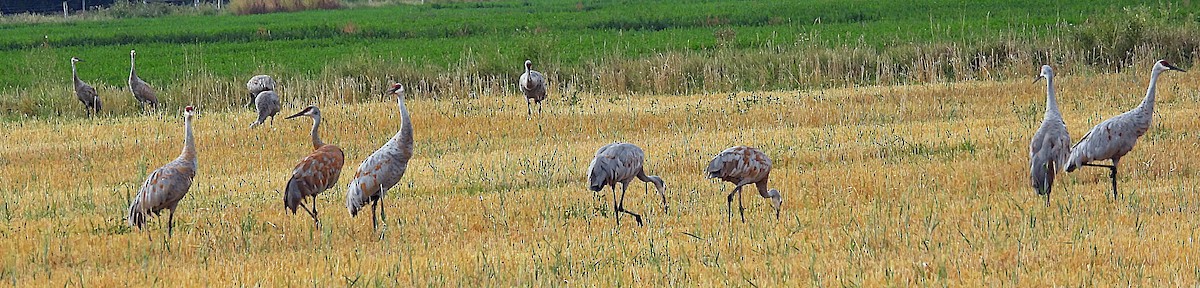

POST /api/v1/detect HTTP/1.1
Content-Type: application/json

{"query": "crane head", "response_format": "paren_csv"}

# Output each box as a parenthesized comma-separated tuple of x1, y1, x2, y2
(1156, 60, 1186, 73)
(1034, 65, 1053, 83)
(130, 50, 136, 57)
(183, 106, 195, 117)
(71, 57, 82, 63)
(524, 59, 533, 70)
(386, 83, 405, 95)
(286, 105, 319, 119)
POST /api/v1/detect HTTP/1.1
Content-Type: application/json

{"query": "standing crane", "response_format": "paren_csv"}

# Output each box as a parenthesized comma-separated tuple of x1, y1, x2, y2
(1029, 65, 1071, 206)
(128, 50, 159, 111)
(283, 105, 345, 227)
(519, 59, 547, 116)
(706, 146, 782, 222)
(586, 142, 668, 227)
(128, 106, 197, 239)
(70, 57, 102, 116)
(1066, 60, 1186, 198)
(249, 90, 280, 128)
(346, 83, 413, 230)
(246, 75, 276, 108)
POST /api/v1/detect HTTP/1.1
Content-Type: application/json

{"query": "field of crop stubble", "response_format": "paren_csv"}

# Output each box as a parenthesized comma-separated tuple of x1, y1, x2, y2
(2, 61, 1200, 285)
(4, 0, 1200, 286)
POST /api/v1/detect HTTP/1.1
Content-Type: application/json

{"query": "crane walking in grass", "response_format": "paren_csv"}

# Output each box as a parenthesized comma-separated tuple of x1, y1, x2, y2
(284, 105, 345, 227)
(346, 84, 414, 230)
(1029, 65, 1071, 206)
(249, 90, 281, 128)
(128, 106, 197, 239)
(247, 75, 277, 108)
(1066, 60, 1186, 199)
(519, 59, 547, 116)
(587, 142, 668, 227)
(128, 50, 160, 111)
(70, 57, 102, 116)
(706, 146, 782, 223)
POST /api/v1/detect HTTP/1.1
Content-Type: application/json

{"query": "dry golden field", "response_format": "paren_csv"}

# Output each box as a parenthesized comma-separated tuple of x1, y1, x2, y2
(2, 66, 1200, 286)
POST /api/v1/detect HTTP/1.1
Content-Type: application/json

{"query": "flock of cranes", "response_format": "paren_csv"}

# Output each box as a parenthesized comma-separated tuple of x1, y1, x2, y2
(1029, 60, 1186, 205)
(71, 54, 1186, 237)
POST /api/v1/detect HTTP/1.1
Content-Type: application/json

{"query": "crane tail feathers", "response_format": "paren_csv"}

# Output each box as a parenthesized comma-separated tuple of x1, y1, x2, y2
(127, 197, 146, 229)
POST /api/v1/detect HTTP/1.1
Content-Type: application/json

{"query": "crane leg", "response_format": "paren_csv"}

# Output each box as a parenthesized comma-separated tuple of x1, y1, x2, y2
(611, 186, 620, 225)
(167, 209, 175, 238)
(738, 188, 746, 223)
(527, 100, 533, 117)
(618, 184, 643, 226)
(1082, 163, 1119, 199)
(726, 186, 741, 224)
(311, 195, 320, 228)
(371, 199, 378, 231)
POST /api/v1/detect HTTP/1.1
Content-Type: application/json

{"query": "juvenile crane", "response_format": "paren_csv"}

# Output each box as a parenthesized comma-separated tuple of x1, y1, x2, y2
(1066, 60, 1186, 199)
(246, 75, 276, 107)
(706, 146, 782, 222)
(586, 142, 668, 227)
(519, 59, 547, 116)
(346, 84, 413, 230)
(284, 105, 345, 227)
(70, 57, 101, 116)
(249, 90, 280, 128)
(1029, 65, 1071, 206)
(128, 50, 159, 111)
(128, 106, 197, 238)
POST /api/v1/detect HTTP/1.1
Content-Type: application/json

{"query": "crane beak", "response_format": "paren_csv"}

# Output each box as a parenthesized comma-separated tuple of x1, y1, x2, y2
(1165, 63, 1187, 72)
(1033, 75, 1044, 83)
(285, 110, 307, 119)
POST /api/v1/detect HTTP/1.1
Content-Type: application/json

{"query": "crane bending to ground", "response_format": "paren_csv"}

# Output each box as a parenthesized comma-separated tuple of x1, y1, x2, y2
(70, 57, 102, 116)
(519, 59, 547, 116)
(284, 105, 345, 227)
(1066, 60, 1186, 199)
(346, 84, 414, 230)
(586, 142, 668, 227)
(1029, 65, 1071, 206)
(246, 75, 276, 108)
(249, 90, 280, 128)
(128, 50, 159, 111)
(706, 146, 782, 223)
(128, 106, 197, 239)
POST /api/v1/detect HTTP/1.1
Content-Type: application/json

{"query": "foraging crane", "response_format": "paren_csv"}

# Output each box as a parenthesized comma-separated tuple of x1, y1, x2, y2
(70, 57, 102, 116)
(128, 50, 159, 111)
(249, 90, 280, 128)
(519, 59, 547, 116)
(1029, 65, 1071, 206)
(706, 146, 782, 222)
(128, 106, 197, 238)
(246, 75, 276, 107)
(586, 142, 668, 226)
(1066, 60, 1186, 199)
(346, 83, 413, 230)
(283, 105, 345, 227)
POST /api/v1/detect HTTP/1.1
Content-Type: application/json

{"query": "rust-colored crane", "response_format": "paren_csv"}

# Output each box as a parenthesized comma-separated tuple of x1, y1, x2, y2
(706, 146, 782, 222)
(283, 105, 345, 227)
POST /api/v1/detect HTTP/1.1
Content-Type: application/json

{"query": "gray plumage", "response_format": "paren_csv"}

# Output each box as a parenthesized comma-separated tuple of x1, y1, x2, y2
(346, 83, 413, 230)
(246, 75, 276, 107)
(128, 106, 197, 238)
(1066, 60, 1186, 199)
(519, 59, 547, 116)
(249, 90, 280, 128)
(1029, 65, 1071, 206)
(586, 142, 668, 227)
(706, 146, 782, 222)
(128, 50, 159, 111)
(70, 57, 101, 116)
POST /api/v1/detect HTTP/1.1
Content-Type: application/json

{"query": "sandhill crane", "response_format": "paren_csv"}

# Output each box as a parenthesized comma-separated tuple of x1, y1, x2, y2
(128, 50, 159, 111)
(706, 146, 782, 222)
(246, 75, 276, 107)
(70, 57, 101, 116)
(519, 59, 547, 116)
(586, 142, 668, 226)
(128, 106, 197, 239)
(283, 105, 345, 227)
(249, 91, 280, 128)
(1066, 60, 1186, 199)
(1029, 65, 1071, 206)
(346, 83, 413, 230)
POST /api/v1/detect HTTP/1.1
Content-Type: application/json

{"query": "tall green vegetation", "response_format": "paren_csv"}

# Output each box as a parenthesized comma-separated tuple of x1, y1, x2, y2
(0, 0, 1196, 118)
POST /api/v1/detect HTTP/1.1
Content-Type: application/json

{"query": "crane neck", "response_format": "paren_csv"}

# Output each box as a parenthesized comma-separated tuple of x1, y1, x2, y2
(71, 61, 79, 82)
(310, 114, 325, 150)
(1136, 69, 1162, 113)
(1043, 76, 1060, 116)
(181, 114, 196, 160)
(397, 94, 413, 148)
(130, 54, 136, 77)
